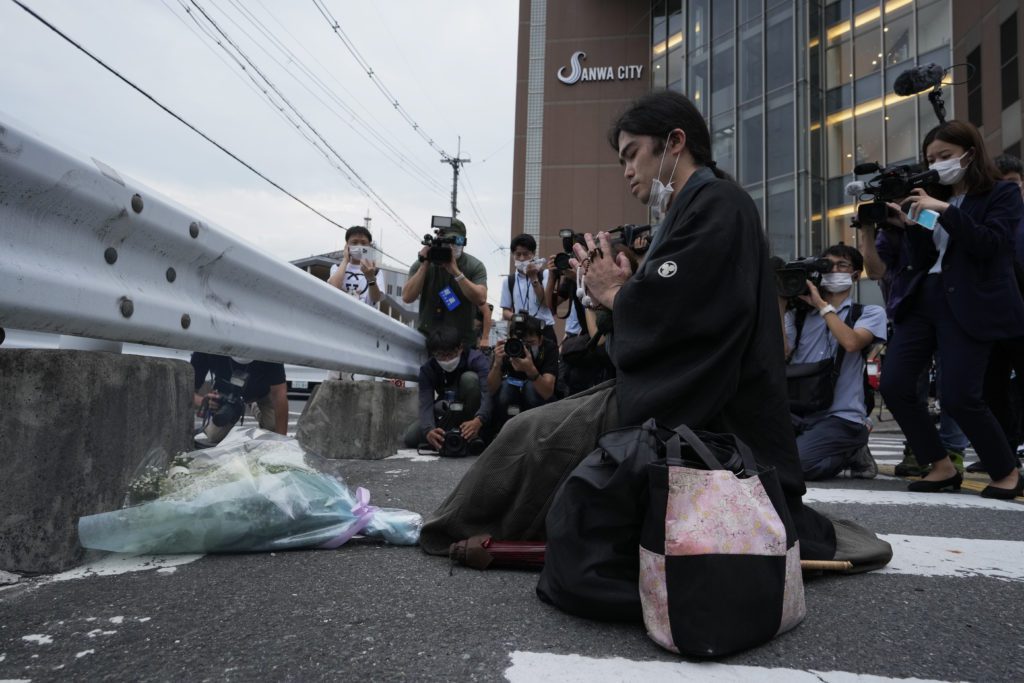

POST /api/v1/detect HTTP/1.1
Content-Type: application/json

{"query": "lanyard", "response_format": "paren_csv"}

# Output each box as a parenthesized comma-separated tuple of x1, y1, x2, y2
(516, 273, 539, 316)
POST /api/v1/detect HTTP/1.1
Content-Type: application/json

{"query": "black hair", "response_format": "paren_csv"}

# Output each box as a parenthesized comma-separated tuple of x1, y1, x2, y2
(994, 154, 1024, 177)
(426, 326, 462, 355)
(821, 243, 864, 274)
(608, 91, 731, 181)
(345, 225, 373, 243)
(510, 233, 537, 253)
(922, 120, 1000, 196)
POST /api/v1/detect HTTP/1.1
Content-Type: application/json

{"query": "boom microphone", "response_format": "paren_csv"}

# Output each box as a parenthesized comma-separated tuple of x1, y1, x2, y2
(845, 181, 866, 197)
(893, 63, 945, 96)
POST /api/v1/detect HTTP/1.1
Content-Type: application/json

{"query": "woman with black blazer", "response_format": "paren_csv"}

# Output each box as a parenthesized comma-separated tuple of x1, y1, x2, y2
(878, 120, 1024, 499)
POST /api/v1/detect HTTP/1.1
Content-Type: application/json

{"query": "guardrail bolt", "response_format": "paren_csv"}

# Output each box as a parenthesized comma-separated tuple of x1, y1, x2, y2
(189, 222, 200, 238)
(130, 194, 144, 213)
(166, 267, 177, 283)
(104, 247, 118, 264)
(119, 297, 134, 318)
(180, 314, 191, 329)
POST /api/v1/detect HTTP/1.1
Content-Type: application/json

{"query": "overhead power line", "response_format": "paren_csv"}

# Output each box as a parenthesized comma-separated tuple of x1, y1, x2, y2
(310, 0, 454, 161)
(7, 0, 351, 234)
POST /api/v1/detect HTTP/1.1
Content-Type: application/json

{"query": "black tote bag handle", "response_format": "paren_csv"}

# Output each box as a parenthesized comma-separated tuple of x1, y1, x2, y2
(667, 424, 758, 476)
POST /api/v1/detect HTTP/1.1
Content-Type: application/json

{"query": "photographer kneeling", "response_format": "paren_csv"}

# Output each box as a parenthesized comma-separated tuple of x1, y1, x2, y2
(403, 326, 491, 455)
(191, 352, 288, 446)
(781, 245, 887, 480)
(488, 313, 557, 433)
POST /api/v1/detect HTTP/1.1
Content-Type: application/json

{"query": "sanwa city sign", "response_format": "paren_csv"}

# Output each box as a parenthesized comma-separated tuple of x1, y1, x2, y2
(557, 51, 644, 85)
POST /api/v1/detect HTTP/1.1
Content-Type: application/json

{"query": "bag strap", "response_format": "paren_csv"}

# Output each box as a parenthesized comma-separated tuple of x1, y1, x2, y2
(665, 425, 758, 475)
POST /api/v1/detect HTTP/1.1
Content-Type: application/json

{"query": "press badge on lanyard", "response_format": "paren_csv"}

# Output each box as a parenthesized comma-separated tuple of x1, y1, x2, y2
(439, 286, 461, 311)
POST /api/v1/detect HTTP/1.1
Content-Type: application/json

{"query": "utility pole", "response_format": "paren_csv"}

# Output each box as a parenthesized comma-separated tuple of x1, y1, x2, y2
(441, 136, 470, 218)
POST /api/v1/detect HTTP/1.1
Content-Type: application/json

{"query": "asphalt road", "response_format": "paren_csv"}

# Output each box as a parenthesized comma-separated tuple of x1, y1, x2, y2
(2, 419, 1023, 682)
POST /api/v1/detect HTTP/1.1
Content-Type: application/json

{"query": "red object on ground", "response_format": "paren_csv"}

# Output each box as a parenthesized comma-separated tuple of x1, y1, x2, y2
(448, 535, 546, 570)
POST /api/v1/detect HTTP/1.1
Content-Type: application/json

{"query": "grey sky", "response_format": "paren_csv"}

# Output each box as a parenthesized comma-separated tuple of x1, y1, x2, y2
(0, 0, 518, 304)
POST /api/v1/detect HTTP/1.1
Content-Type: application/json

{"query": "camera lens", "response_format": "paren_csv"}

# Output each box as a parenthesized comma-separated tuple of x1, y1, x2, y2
(505, 338, 525, 358)
(554, 253, 571, 271)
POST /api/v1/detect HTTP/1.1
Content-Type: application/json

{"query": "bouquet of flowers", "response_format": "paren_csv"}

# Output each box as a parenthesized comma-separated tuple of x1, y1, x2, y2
(78, 428, 421, 554)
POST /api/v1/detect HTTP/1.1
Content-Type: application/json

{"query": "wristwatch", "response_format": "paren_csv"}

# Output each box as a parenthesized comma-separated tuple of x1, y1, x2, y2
(818, 304, 836, 317)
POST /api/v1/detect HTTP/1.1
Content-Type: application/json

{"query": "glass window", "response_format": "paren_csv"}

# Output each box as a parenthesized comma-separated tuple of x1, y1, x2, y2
(967, 46, 982, 128)
(766, 97, 795, 179)
(827, 175, 850, 207)
(653, 1, 667, 46)
(668, 46, 686, 90)
(917, 0, 949, 56)
(826, 84, 852, 114)
(653, 55, 668, 89)
(668, 0, 682, 37)
(740, 105, 764, 184)
(689, 0, 709, 52)
(824, 1, 849, 28)
(1001, 14, 1019, 109)
(884, 98, 916, 167)
(712, 111, 737, 178)
(854, 110, 883, 169)
(713, 0, 735, 39)
(827, 213, 855, 250)
(712, 42, 735, 114)
(740, 0, 762, 23)
(765, 14, 793, 92)
(689, 54, 709, 116)
(739, 21, 763, 102)
(827, 42, 852, 87)
(854, 72, 882, 104)
(854, 27, 881, 79)
(917, 46, 950, 70)
(767, 186, 796, 261)
(854, 0, 878, 14)
(883, 10, 913, 68)
(827, 117, 854, 178)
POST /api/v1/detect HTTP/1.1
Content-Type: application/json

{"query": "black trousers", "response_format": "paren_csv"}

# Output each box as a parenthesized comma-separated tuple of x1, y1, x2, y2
(983, 337, 1024, 451)
(880, 275, 1018, 480)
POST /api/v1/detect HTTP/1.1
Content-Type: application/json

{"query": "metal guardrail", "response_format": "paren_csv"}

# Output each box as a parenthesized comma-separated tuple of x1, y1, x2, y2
(0, 115, 425, 379)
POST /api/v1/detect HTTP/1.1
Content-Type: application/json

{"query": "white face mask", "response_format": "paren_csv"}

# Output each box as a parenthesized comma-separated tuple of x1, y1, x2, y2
(436, 355, 461, 373)
(930, 152, 970, 186)
(576, 266, 594, 308)
(452, 246, 464, 259)
(820, 272, 854, 293)
(647, 133, 682, 222)
(515, 257, 546, 274)
(530, 344, 541, 356)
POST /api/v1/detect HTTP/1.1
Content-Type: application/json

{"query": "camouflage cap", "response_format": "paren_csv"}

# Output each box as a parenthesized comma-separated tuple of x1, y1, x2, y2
(444, 218, 467, 237)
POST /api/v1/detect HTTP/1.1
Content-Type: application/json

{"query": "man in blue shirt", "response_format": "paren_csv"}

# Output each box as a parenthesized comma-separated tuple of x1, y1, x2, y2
(782, 245, 888, 480)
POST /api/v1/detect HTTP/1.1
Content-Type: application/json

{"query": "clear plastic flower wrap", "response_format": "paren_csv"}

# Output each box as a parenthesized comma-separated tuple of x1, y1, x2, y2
(78, 428, 422, 554)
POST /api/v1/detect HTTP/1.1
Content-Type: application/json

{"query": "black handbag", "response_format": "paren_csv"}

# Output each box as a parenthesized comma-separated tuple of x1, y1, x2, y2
(785, 305, 862, 416)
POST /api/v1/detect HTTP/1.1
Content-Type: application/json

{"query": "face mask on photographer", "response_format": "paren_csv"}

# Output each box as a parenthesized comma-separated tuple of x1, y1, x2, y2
(530, 343, 541, 357)
(930, 151, 972, 186)
(452, 246, 464, 259)
(820, 272, 854, 293)
(648, 133, 683, 222)
(436, 355, 461, 373)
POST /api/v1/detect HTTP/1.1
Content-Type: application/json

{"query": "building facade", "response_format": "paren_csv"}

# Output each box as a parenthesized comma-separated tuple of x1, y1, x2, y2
(511, 0, 1018, 288)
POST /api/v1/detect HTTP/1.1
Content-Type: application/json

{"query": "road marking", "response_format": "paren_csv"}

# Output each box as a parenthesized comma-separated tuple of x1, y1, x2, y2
(879, 534, 1024, 581)
(504, 652, 953, 682)
(804, 488, 1023, 510)
(48, 554, 202, 582)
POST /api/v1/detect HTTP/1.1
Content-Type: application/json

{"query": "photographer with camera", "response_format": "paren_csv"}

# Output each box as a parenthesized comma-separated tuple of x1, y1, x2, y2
(191, 352, 288, 445)
(402, 217, 488, 350)
(327, 225, 383, 306)
(780, 246, 887, 481)
(876, 120, 1024, 498)
(402, 326, 491, 456)
(487, 313, 557, 432)
(500, 234, 556, 343)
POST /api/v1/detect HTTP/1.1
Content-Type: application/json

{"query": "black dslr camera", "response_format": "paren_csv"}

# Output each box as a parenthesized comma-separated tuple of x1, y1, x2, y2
(851, 162, 939, 228)
(553, 224, 654, 270)
(209, 365, 250, 427)
(775, 257, 833, 300)
(504, 313, 531, 359)
(422, 215, 466, 264)
(434, 397, 485, 458)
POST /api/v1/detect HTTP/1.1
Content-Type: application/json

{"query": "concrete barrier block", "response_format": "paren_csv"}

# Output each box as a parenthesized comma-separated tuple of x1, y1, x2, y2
(296, 380, 418, 460)
(0, 350, 193, 573)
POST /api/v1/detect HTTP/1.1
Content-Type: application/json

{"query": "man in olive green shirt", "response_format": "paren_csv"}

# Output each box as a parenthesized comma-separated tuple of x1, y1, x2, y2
(403, 218, 488, 349)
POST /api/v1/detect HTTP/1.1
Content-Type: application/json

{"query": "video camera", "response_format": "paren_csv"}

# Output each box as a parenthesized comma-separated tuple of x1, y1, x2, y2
(553, 224, 654, 270)
(422, 215, 466, 265)
(208, 366, 250, 428)
(775, 257, 833, 300)
(433, 395, 484, 458)
(848, 162, 939, 228)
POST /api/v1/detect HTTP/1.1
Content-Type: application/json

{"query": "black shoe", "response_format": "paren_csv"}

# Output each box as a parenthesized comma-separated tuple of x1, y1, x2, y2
(965, 460, 987, 473)
(907, 471, 963, 493)
(980, 475, 1024, 500)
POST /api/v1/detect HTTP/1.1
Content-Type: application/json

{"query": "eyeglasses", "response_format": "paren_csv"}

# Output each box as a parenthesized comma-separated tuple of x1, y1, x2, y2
(829, 261, 855, 272)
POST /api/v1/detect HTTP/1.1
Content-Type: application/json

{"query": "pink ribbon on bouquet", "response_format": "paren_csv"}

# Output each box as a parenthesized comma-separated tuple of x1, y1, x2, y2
(319, 487, 378, 549)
